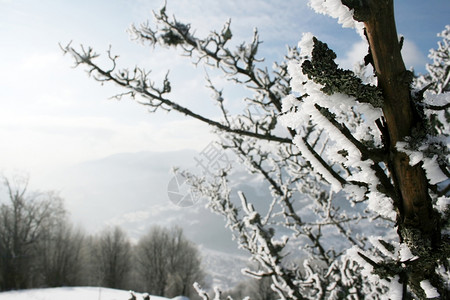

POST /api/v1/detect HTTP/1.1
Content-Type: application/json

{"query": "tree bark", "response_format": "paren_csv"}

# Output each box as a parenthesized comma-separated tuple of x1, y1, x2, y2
(365, 0, 438, 241)
(352, 0, 442, 297)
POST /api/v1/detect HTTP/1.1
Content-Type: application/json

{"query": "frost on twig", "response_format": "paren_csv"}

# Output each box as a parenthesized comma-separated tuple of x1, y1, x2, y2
(62, 3, 450, 298)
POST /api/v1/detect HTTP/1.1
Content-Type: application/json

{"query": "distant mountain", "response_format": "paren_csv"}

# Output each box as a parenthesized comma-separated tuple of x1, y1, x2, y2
(46, 150, 196, 229)
(42, 149, 269, 289)
(32, 149, 387, 291)
(201, 248, 249, 292)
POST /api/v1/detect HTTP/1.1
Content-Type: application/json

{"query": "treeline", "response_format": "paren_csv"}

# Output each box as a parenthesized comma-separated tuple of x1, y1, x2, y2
(223, 277, 277, 300)
(0, 176, 205, 298)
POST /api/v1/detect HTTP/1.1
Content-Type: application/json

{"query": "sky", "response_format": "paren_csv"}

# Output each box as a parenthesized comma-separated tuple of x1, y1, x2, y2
(0, 0, 449, 258)
(1, 0, 448, 176)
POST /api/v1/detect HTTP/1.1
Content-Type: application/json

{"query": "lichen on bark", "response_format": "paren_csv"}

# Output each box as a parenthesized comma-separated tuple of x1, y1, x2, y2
(301, 37, 384, 108)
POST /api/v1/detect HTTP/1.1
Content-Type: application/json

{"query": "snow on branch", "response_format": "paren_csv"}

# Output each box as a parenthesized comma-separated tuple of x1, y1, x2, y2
(308, 0, 365, 36)
(63, 3, 450, 298)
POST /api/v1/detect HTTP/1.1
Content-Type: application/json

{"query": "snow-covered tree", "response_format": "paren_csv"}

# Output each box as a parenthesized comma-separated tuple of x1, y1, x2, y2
(63, 1, 449, 298)
(414, 25, 450, 142)
(416, 25, 450, 95)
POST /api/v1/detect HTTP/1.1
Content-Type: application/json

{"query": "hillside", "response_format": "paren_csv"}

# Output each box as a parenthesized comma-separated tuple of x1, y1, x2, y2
(0, 287, 184, 300)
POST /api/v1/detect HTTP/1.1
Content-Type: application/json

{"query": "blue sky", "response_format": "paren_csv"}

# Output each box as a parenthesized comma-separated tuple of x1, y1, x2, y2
(0, 1, 448, 240)
(0, 0, 448, 174)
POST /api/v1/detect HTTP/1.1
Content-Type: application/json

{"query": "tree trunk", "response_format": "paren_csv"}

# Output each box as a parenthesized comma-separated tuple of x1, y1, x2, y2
(353, 0, 442, 297)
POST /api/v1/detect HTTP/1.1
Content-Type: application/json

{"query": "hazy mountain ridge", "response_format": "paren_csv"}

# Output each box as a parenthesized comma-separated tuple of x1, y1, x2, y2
(42, 150, 263, 289)
(39, 149, 385, 291)
(201, 248, 250, 292)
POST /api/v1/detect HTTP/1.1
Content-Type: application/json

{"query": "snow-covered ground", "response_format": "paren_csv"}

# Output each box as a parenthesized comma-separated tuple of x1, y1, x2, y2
(0, 287, 187, 300)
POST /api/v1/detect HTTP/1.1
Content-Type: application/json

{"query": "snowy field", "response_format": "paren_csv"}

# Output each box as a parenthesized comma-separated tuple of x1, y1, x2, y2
(0, 287, 187, 300)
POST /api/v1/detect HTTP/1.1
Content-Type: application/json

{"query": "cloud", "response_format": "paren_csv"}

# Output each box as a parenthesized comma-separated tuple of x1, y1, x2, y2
(17, 52, 62, 72)
(401, 39, 427, 70)
(0, 0, 356, 178)
(0, 114, 214, 174)
(337, 38, 427, 72)
(336, 40, 368, 70)
(131, 0, 319, 59)
(107, 210, 152, 225)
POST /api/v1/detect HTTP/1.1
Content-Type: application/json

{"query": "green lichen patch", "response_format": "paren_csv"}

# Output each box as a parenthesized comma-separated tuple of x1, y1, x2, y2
(301, 37, 384, 108)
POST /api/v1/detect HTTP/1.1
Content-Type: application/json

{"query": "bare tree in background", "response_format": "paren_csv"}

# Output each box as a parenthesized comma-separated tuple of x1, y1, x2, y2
(0, 175, 66, 290)
(135, 226, 205, 298)
(63, 0, 449, 298)
(35, 220, 85, 287)
(164, 229, 206, 298)
(92, 226, 132, 289)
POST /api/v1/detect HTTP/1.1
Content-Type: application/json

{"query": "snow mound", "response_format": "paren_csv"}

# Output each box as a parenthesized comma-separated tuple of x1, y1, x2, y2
(171, 297, 190, 300)
(0, 287, 172, 300)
